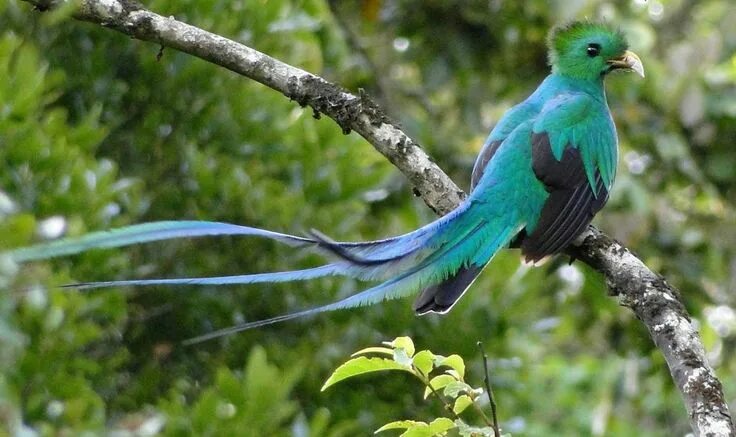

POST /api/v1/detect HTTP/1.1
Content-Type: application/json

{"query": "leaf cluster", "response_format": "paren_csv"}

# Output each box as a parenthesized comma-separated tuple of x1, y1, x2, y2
(323, 337, 503, 437)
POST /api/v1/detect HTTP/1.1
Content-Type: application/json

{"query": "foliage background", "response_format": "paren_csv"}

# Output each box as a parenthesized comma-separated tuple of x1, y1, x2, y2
(1, 0, 735, 435)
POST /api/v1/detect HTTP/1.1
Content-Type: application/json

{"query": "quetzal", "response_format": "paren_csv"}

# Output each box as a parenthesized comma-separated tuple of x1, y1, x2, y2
(5, 22, 644, 343)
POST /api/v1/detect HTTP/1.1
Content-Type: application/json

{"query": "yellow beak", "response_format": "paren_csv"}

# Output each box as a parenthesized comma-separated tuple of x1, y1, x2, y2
(607, 50, 645, 78)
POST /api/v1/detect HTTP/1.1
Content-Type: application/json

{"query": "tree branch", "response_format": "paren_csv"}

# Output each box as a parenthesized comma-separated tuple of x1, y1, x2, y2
(20, 1, 735, 435)
(570, 228, 733, 436)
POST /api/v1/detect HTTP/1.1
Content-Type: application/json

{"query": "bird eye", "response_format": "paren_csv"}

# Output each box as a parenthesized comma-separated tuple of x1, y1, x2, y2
(586, 43, 601, 57)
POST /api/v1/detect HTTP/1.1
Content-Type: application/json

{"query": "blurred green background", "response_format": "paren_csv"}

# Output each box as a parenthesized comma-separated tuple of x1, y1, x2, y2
(1, 0, 735, 435)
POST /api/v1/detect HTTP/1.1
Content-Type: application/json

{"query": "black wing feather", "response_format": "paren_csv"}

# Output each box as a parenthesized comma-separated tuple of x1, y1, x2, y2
(520, 133, 608, 262)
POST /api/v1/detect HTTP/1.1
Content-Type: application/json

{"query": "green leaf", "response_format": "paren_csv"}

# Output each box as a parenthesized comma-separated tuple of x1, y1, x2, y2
(351, 347, 395, 357)
(436, 354, 465, 379)
(375, 420, 427, 433)
(394, 347, 414, 368)
(453, 395, 473, 414)
(321, 357, 409, 391)
(455, 420, 498, 437)
(424, 374, 456, 399)
(443, 381, 472, 398)
(401, 424, 432, 437)
(377, 418, 454, 437)
(384, 336, 415, 357)
(427, 417, 455, 434)
(412, 350, 435, 376)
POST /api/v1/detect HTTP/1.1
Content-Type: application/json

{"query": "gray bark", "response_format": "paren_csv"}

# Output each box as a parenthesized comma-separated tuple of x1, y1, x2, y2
(19, 0, 735, 435)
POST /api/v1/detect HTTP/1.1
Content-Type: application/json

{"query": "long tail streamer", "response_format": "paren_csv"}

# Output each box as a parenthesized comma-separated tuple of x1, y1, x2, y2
(5, 198, 520, 344)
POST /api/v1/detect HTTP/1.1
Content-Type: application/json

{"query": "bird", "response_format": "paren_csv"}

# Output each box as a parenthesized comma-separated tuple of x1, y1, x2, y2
(6, 21, 644, 344)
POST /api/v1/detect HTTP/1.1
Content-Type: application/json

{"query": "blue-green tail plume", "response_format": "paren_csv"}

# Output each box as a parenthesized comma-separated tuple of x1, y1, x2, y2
(5, 196, 523, 343)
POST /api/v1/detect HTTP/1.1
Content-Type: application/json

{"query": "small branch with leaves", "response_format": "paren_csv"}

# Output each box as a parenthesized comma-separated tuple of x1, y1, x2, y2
(322, 336, 505, 437)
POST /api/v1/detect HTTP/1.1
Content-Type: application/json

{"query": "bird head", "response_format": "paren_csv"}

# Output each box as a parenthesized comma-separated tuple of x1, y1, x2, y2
(548, 21, 644, 81)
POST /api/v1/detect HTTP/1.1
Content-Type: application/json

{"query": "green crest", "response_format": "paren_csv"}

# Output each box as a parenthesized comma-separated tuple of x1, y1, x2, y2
(547, 21, 629, 80)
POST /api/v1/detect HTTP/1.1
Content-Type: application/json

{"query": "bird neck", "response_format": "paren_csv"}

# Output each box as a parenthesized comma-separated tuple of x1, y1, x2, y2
(547, 73, 607, 102)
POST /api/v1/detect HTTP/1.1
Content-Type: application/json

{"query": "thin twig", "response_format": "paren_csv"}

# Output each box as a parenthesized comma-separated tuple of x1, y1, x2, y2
(478, 342, 500, 437)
